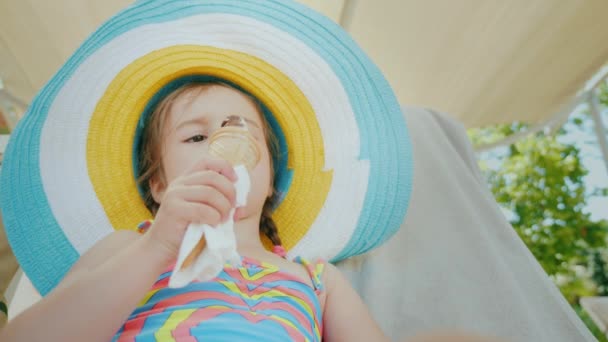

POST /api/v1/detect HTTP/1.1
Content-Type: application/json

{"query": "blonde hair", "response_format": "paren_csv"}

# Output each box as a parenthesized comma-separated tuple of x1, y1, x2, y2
(137, 82, 282, 246)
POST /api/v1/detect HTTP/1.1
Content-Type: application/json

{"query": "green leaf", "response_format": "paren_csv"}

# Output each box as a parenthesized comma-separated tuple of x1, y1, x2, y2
(469, 107, 608, 310)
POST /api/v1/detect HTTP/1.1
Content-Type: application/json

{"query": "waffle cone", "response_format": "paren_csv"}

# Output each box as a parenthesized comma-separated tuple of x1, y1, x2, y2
(208, 127, 260, 170)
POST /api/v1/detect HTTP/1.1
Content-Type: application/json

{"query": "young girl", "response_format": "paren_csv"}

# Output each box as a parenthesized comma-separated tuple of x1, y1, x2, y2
(0, 2, 507, 339)
(1, 81, 507, 342)
(1, 82, 388, 341)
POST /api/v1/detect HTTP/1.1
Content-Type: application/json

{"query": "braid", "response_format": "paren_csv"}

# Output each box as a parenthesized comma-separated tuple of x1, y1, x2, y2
(260, 199, 282, 246)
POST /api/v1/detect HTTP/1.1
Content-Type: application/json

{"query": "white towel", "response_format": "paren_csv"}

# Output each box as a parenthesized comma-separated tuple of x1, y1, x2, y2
(169, 165, 250, 288)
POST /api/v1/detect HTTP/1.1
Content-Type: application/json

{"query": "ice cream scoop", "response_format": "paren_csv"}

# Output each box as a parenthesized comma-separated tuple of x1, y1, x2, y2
(180, 115, 261, 270)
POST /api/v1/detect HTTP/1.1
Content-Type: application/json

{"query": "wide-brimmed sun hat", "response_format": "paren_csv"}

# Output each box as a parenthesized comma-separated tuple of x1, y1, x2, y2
(0, 0, 412, 295)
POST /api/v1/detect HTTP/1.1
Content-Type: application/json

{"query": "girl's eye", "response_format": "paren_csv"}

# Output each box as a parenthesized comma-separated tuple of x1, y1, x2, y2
(185, 134, 207, 143)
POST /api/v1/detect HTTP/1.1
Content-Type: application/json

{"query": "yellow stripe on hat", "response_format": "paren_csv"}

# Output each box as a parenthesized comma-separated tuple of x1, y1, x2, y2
(87, 45, 332, 250)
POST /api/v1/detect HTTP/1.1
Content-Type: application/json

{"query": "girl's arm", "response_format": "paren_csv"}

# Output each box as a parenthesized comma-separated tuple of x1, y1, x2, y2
(0, 158, 237, 342)
(322, 263, 390, 342)
(0, 230, 170, 342)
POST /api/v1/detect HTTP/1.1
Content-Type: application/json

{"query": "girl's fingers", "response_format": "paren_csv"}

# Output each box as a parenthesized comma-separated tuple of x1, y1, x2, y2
(172, 185, 232, 222)
(183, 201, 222, 227)
(189, 158, 238, 183)
(181, 171, 236, 206)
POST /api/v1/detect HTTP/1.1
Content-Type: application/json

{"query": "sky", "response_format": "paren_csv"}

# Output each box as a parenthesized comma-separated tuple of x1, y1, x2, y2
(562, 103, 608, 221)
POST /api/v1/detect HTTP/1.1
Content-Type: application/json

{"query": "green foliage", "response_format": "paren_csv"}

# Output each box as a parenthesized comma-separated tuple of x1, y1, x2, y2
(468, 78, 608, 340)
(590, 249, 608, 296)
(470, 123, 607, 294)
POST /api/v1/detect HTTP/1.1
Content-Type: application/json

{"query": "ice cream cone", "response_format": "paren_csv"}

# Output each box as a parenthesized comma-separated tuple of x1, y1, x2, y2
(208, 127, 260, 170)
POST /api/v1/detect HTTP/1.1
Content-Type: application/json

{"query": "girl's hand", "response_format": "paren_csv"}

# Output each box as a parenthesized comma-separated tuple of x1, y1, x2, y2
(144, 158, 237, 264)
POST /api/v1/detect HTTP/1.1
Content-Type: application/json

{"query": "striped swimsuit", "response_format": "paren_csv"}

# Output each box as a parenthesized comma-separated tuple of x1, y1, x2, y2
(113, 255, 325, 341)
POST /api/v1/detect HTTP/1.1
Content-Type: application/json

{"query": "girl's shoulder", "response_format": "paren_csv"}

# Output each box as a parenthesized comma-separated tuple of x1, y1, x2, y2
(277, 256, 329, 311)
(291, 257, 332, 313)
(291, 256, 327, 291)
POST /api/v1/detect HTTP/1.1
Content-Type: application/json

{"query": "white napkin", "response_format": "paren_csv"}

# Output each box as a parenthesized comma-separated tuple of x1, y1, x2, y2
(169, 165, 250, 288)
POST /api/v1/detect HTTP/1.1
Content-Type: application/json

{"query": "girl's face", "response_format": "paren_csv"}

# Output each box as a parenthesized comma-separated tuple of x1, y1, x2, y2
(151, 85, 273, 221)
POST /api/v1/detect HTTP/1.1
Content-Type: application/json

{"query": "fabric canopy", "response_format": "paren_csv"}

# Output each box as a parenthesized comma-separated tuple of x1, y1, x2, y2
(1, 0, 607, 127)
